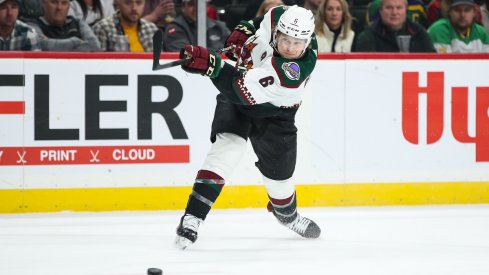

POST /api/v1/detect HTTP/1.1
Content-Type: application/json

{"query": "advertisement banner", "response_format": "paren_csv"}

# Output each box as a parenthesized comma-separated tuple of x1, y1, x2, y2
(0, 53, 488, 212)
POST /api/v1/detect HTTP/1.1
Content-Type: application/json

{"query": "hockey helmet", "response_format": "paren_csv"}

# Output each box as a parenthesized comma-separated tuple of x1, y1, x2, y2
(273, 5, 315, 56)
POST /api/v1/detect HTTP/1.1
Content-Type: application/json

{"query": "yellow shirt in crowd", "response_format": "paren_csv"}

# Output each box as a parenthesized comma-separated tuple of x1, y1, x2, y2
(120, 22, 144, 52)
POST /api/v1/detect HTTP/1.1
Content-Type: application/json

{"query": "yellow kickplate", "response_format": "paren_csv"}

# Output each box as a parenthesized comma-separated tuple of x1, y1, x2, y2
(1, 182, 488, 213)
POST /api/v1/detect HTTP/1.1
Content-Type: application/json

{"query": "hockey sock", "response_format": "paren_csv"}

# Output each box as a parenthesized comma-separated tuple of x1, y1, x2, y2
(184, 170, 224, 220)
(268, 192, 298, 224)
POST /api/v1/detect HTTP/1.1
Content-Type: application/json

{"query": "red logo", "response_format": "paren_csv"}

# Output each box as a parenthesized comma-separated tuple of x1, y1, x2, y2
(402, 72, 489, 162)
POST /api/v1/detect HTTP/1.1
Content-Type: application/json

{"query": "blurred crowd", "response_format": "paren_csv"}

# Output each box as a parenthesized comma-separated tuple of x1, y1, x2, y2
(0, 0, 488, 52)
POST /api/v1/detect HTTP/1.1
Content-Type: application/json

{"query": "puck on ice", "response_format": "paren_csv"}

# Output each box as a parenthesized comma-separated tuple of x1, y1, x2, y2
(147, 267, 162, 275)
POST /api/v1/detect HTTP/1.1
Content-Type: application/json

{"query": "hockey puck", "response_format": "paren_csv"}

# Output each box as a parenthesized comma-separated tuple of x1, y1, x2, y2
(147, 267, 162, 275)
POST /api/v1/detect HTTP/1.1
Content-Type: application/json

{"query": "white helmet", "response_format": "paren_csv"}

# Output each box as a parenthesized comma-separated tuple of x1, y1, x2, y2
(273, 5, 315, 54)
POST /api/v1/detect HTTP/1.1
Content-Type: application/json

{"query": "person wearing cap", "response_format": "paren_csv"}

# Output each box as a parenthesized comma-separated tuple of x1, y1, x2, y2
(428, 0, 489, 52)
(0, 0, 41, 50)
(161, 0, 230, 52)
(353, 0, 436, 52)
(26, 0, 100, 51)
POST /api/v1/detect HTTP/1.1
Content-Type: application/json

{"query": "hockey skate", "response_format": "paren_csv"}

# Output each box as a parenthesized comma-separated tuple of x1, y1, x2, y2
(268, 201, 321, 239)
(175, 214, 203, 249)
(280, 213, 321, 239)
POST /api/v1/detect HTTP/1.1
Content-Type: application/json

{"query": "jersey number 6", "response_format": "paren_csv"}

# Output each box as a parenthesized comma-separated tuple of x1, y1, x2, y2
(259, 76, 274, 87)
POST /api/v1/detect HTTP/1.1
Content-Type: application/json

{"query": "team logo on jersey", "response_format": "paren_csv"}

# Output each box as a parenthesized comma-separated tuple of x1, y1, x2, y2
(281, 62, 300, 80)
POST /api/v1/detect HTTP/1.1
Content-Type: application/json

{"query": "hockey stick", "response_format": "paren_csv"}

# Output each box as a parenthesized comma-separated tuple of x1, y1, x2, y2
(152, 30, 180, 70)
(152, 30, 234, 71)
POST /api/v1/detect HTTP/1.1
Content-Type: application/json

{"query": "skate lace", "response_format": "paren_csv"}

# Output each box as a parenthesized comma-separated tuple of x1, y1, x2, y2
(182, 214, 203, 232)
(286, 214, 311, 235)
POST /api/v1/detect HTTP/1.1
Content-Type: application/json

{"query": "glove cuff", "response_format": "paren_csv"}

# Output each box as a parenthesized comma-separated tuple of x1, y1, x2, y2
(204, 53, 222, 79)
(236, 20, 256, 35)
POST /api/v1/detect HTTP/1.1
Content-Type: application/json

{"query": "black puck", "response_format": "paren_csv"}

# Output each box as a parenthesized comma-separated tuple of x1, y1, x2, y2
(147, 267, 162, 275)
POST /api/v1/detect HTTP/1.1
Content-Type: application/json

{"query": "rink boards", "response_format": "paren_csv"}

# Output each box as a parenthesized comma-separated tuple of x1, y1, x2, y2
(0, 52, 488, 213)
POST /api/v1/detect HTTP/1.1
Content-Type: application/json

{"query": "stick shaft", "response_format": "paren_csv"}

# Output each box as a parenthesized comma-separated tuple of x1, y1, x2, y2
(152, 30, 164, 71)
(152, 31, 235, 71)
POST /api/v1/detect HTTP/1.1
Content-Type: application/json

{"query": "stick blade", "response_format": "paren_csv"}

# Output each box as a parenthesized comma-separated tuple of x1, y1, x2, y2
(154, 59, 185, 70)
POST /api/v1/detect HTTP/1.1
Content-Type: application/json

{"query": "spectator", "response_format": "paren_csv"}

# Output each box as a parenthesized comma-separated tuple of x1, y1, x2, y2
(162, 0, 229, 52)
(368, 0, 429, 27)
(69, 0, 115, 27)
(92, 0, 158, 52)
(428, 0, 489, 52)
(27, 0, 100, 51)
(256, 0, 284, 17)
(0, 0, 41, 50)
(482, 0, 489, 33)
(428, 0, 484, 26)
(315, 0, 354, 52)
(354, 0, 436, 52)
(142, 0, 175, 29)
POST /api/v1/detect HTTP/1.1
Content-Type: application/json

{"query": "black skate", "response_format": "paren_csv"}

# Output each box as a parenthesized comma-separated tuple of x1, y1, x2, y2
(175, 214, 203, 249)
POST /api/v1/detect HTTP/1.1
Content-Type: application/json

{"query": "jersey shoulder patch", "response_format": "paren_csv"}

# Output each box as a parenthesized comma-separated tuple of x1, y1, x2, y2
(271, 48, 316, 88)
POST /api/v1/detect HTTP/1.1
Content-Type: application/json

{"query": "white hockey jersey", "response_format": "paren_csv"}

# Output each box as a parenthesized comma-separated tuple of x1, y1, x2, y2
(231, 6, 318, 108)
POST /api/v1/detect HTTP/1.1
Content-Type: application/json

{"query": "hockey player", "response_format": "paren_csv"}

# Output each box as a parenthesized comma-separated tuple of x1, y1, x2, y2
(175, 5, 321, 249)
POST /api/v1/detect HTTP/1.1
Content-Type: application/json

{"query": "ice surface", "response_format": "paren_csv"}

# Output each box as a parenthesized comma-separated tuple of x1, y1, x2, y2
(1, 205, 489, 275)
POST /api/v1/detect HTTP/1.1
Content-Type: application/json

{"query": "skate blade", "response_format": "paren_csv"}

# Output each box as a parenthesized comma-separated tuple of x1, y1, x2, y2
(175, 235, 193, 250)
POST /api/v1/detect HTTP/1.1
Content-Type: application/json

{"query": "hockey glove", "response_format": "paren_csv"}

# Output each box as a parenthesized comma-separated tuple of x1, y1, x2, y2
(224, 20, 256, 61)
(179, 45, 222, 78)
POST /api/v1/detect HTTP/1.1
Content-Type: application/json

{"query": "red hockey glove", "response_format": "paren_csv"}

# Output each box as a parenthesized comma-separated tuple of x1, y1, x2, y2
(179, 45, 222, 78)
(224, 20, 256, 61)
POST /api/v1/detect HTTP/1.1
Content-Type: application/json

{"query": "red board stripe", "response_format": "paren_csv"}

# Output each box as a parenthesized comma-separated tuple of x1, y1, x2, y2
(0, 145, 189, 165)
(0, 51, 488, 60)
(0, 101, 25, 114)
